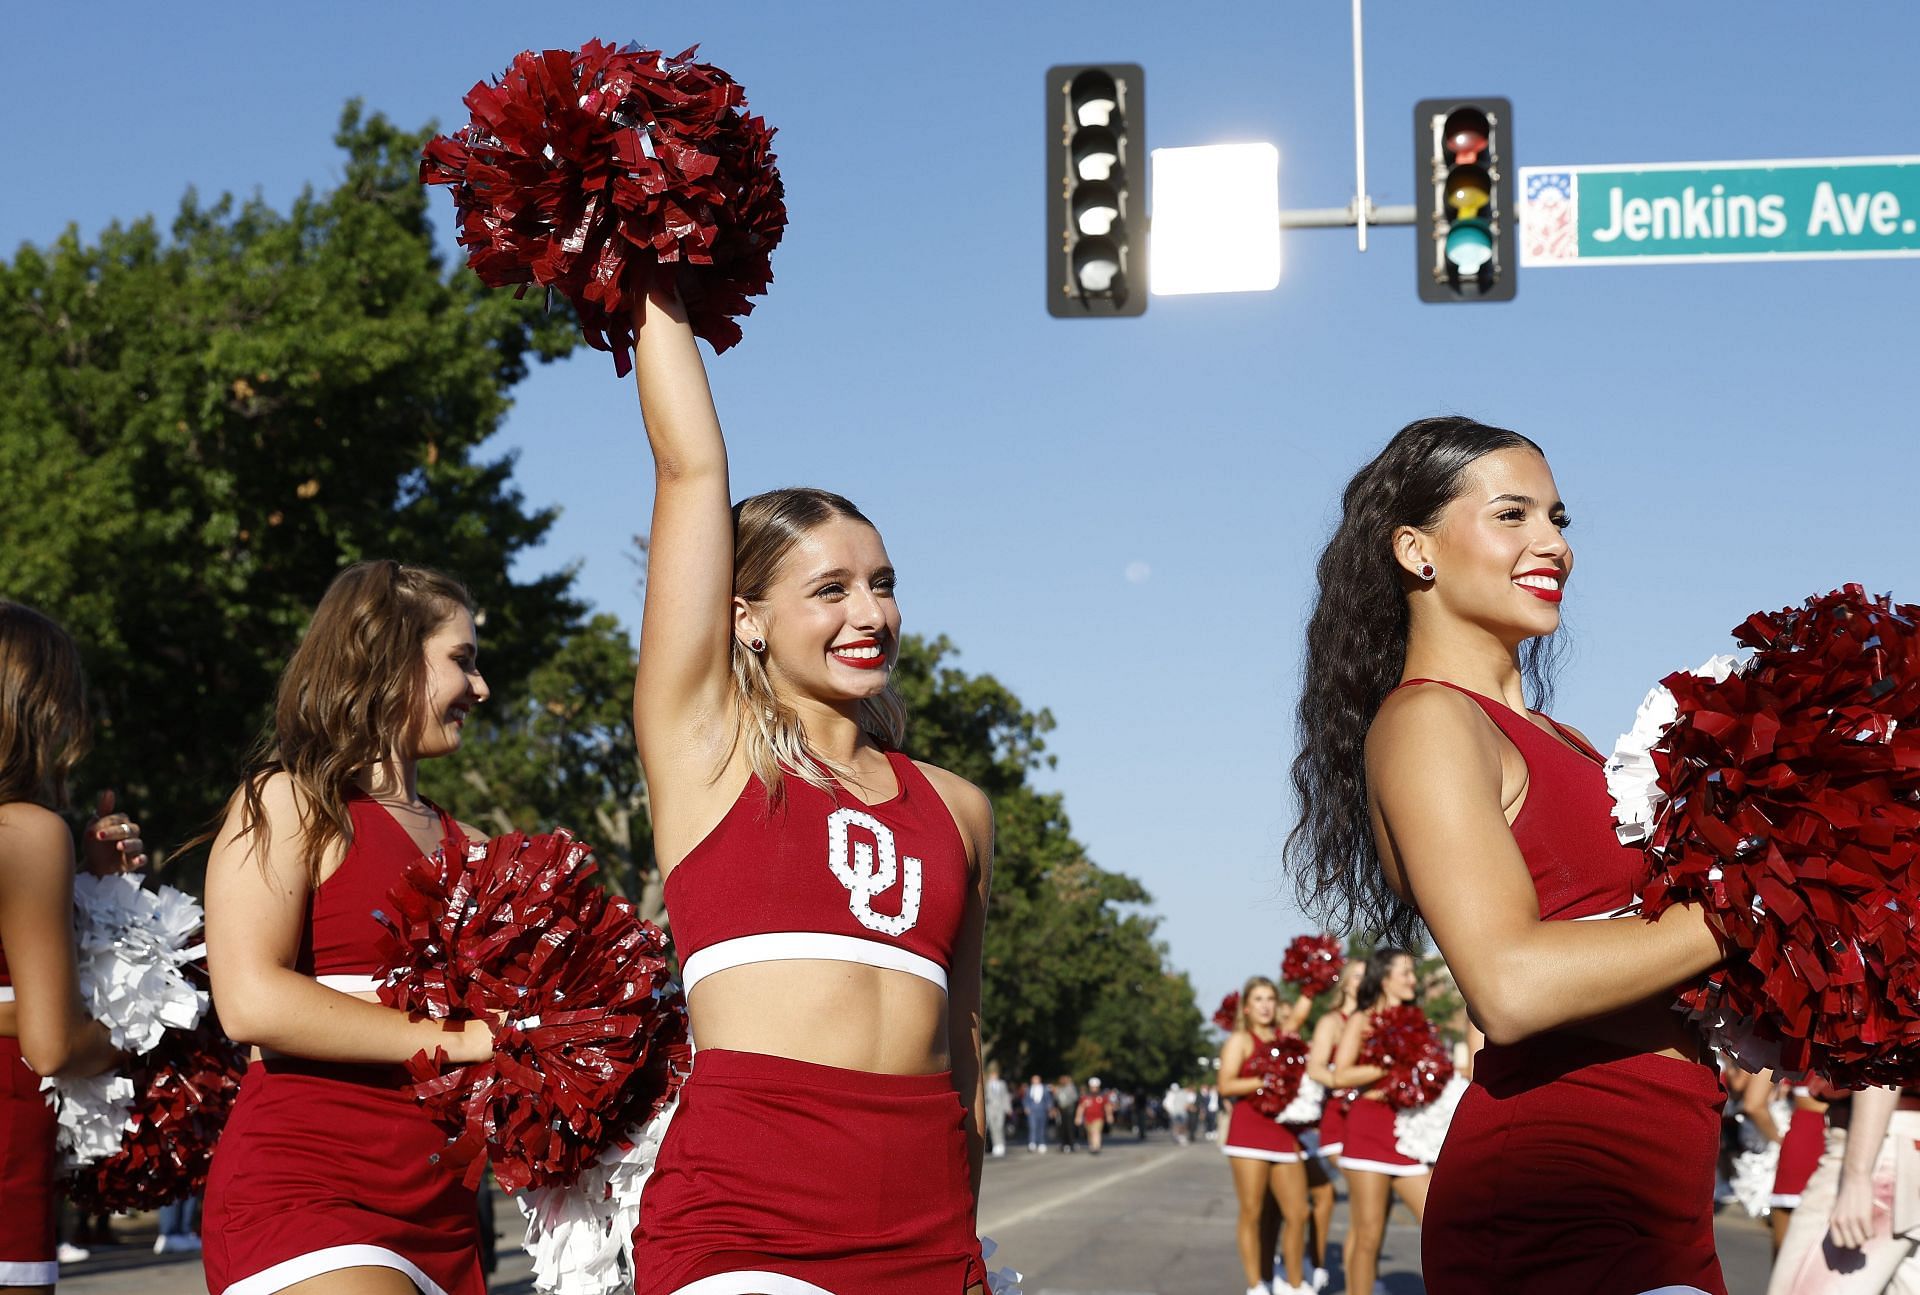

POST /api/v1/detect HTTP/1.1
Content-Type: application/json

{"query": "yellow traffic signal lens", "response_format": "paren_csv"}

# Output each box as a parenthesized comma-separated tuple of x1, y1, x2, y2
(1073, 126, 1120, 182)
(1073, 180, 1120, 236)
(1446, 165, 1492, 220)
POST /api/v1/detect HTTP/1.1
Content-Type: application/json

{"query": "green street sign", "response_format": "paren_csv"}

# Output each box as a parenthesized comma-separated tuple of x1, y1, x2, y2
(1518, 156, 1920, 266)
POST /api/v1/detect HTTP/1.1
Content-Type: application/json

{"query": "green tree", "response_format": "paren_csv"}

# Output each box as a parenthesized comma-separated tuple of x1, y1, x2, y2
(0, 103, 580, 861)
(890, 636, 1206, 1088)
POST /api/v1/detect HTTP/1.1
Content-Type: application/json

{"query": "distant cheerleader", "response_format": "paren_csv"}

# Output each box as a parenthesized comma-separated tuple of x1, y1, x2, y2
(1218, 976, 1315, 1295)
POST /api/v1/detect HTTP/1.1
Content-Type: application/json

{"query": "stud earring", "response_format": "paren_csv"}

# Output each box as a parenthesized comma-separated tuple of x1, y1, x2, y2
(1418, 563, 1435, 582)
(748, 637, 766, 653)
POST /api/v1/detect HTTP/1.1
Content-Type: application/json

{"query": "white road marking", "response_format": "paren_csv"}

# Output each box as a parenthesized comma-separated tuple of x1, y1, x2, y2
(977, 1150, 1184, 1234)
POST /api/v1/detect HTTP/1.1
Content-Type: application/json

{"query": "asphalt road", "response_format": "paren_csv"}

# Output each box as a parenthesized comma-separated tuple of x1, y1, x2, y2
(59, 1130, 1774, 1294)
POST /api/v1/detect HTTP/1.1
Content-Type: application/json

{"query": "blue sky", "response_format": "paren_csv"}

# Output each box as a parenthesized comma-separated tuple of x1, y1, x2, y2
(8, 1, 1917, 1014)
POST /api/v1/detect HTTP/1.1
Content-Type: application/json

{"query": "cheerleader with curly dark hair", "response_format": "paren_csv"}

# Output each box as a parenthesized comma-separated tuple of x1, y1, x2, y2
(1286, 418, 1727, 1294)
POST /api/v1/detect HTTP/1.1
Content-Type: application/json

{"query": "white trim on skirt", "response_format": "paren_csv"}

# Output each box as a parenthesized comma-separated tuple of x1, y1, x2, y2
(1637, 1288, 1713, 1294)
(217, 1244, 450, 1295)
(670, 1273, 840, 1295)
(1337, 1155, 1428, 1177)
(1319, 1141, 1344, 1156)
(1220, 1142, 1302, 1164)
(0, 1259, 58, 1284)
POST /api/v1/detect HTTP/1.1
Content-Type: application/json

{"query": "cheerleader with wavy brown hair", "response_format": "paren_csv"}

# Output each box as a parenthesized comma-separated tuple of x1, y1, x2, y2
(200, 562, 496, 1295)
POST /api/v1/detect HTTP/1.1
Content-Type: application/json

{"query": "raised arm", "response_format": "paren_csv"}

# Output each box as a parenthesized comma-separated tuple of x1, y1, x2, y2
(0, 804, 118, 1078)
(1367, 685, 1722, 1047)
(204, 775, 490, 1066)
(630, 287, 738, 779)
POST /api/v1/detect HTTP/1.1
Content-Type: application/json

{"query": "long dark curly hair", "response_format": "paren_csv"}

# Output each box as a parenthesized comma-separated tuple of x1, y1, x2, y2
(1286, 416, 1566, 946)
(1355, 946, 1414, 1012)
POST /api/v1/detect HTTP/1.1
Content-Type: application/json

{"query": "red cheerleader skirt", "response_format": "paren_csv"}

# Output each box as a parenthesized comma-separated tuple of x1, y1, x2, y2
(202, 1058, 482, 1295)
(1221, 1100, 1302, 1163)
(633, 1048, 987, 1294)
(0, 1038, 57, 1287)
(1770, 1106, 1826, 1207)
(1318, 1091, 1349, 1158)
(1339, 1096, 1426, 1177)
(1422, 1034, 1727, 1295)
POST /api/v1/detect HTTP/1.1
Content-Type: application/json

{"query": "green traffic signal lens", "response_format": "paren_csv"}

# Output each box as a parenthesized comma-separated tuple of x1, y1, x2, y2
(1445, 165, 1492, 220)
(1442, 107, 1491, 165)
(1444, 219, 1494, 272)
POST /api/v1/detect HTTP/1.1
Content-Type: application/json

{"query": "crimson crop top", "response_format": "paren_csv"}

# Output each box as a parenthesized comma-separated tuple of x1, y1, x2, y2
(663, 751, 972, 994)
(295, 790, 463, 993)
(1396, 680, 1642, 921)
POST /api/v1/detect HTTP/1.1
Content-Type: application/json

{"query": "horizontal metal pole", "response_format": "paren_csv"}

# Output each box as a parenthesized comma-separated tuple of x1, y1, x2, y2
(1279, 202, 1415, 229)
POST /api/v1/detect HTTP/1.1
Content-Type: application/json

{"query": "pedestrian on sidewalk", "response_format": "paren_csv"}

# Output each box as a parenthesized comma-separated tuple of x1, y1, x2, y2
(985, 1064, 1011, 1158)
(1024, 1074, 1052, 1153)
(153, 1192, 203, 1254)
(1166, 1082, 1192, 1146)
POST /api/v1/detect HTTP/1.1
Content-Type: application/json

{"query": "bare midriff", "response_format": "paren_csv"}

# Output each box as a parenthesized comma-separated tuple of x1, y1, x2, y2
(688, 960, 951, 1075)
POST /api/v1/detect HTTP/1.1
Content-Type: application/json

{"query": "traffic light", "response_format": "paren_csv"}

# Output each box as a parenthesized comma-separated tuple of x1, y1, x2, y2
(1414, 98, 1516, 303)
(1046, 64, 1147, 317)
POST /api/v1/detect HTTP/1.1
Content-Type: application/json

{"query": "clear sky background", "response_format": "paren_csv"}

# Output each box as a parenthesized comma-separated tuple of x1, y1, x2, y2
(7, 2, 1917, 1013)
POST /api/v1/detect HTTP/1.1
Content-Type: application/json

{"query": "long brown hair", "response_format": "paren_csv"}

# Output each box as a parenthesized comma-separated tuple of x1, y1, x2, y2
(728, 488, 907, 802)
(0, 602, 90, 810)
(229, 561, 474, 882)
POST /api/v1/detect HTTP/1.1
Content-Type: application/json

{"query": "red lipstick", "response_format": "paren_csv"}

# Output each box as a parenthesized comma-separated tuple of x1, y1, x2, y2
(829, 639, 889, 670)
(1514, 568, 1565, 604)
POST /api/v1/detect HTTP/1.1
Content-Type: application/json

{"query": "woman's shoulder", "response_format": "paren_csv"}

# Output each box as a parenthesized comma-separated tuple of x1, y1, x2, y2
(907, 759, 992, 837)
(0, 801, 72, 870)
(1366, 682, 1505, 781)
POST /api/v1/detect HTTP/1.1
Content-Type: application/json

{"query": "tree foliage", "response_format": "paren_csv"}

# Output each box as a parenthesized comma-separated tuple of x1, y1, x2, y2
(0, 104, 580, 861)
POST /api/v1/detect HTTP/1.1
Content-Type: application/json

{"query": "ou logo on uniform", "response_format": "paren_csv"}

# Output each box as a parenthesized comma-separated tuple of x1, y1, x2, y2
(826, 807, 922, 937)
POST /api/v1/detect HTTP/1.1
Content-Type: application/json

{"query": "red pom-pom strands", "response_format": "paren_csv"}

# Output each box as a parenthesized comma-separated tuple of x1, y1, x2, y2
(64, 1023, 247, 1214)
(1212, 991, 1241, 1033)
(422, 41, 787, 374)
(1359, 1004, 1453, 1110)
(1619, 586, 1920, 1087)
(1281, 933, 1344, 998)
(376, 829, 691, 1193)
(1241, 1034, 1310, 1119)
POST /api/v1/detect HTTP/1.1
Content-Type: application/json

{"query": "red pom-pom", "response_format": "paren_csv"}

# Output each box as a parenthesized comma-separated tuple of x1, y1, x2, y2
(422, 40, 787, 373)
(1635, 585, 1920, 1088)
(1213, 991, 1241, 1033)
(377, 829, 691, 1193)
(1358, 1004, 1453, 1110)
(1241, 1033, 1309, 1118)
(1281, 934, 1344, 998)
(63, 1022, 247, 1214)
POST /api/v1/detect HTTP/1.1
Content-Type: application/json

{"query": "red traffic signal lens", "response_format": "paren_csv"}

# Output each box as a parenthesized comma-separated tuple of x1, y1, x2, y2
(1442, 107, 1491, 165)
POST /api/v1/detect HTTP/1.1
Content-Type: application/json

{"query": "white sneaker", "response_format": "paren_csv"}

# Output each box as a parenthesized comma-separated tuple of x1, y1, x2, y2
(1311, 1268, 1330, 1292)
(57, 1243, 90, 1264)
(1245, 1284, 1271, 1295)
(153, 1235, 171, 1254)
(992, 1146, 1006, 1157)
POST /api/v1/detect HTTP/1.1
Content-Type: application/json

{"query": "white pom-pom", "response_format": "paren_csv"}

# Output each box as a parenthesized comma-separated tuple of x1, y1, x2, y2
(1606, 654, 1746, 845)
(979, 1237, 1024, 1295)
(69, 874, 209, 1054)
(516, 1098, 677, 1295)
(1393, 1074, 1469, 1164)
(40, 875, 210, 1166)
(1728, 1103, 1788, 1221)
(1274, 1075, 1325, 1126)
(37, 1072, 135, 1164)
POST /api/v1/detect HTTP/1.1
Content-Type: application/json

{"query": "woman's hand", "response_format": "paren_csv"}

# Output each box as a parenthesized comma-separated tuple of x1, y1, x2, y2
(448, 1016, 497, 1067)
(80, 790, 147, 876)
(1828, 1173, 1879, 1250)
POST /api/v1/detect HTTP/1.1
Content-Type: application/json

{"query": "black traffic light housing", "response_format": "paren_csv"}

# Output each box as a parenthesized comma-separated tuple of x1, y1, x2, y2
(1047, 64, 1147, 317)
(1414, 97, 1516, 303)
